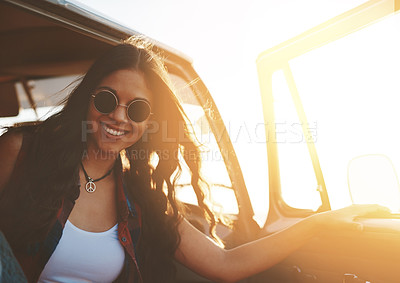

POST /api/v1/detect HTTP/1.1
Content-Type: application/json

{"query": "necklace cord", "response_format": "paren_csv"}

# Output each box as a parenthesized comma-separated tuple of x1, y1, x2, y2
(80, 162, 114, 183)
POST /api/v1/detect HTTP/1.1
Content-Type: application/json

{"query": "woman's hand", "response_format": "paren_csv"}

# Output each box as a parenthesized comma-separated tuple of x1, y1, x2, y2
(311, 204, 392, 232)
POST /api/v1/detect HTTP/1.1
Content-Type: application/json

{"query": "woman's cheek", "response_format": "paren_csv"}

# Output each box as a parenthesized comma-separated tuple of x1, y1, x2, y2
(121, 124, 146, 145)
(136, 124, 148, 141)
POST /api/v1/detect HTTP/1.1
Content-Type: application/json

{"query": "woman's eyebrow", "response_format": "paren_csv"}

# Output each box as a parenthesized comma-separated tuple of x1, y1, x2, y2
(133, 97, 151, 104)
(96, 86, 117, 93)
(96, 86, 151, 104)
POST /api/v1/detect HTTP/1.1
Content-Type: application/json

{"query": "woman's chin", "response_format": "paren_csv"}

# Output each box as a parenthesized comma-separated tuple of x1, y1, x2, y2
(84, 141, 121, 160)
(98, 144, 123, 158)
(86, 130, 141, 159)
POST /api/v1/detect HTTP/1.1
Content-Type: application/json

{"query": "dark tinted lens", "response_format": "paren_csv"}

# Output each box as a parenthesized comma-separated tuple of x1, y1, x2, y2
(127, 100, 151, 122)
(93, 90, 117, 114)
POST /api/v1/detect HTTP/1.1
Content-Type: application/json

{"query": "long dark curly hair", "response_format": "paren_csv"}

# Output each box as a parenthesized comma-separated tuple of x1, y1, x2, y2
(0, 38, 221, 282)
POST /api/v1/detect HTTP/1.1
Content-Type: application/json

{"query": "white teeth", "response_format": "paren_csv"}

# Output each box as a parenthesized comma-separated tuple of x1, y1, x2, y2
(102, 124, 125, 136)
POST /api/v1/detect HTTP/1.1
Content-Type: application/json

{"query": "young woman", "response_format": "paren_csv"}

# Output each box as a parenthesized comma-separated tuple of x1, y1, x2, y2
(0, 38, 388, 283)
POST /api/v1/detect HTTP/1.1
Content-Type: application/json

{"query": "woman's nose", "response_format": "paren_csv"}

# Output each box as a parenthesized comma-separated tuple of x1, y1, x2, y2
(109, 104, 129, 123)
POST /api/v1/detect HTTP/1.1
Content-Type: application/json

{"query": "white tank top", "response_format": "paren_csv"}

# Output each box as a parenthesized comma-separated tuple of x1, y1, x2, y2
(38, 220, 125, 283)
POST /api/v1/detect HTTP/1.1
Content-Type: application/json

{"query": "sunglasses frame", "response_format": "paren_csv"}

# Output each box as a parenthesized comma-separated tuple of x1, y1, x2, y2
(91, 89, 153, 123)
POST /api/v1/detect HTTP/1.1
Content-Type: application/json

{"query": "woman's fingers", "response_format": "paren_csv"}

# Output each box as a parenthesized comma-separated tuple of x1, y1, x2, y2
(314, 204, 392, 231)
(346, 204, 391, 231)
(347, 204, 391, 217)
(351, 222, 364, 232)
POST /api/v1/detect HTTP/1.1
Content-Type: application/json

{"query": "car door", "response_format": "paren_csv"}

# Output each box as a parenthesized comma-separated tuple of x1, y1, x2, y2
(251, 0, 400, 282)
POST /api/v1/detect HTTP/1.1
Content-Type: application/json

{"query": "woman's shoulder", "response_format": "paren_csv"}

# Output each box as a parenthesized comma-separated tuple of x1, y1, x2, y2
(0, 129, 24, 158)
(0, 128, 28, 191)
(0, 124, 38, 147)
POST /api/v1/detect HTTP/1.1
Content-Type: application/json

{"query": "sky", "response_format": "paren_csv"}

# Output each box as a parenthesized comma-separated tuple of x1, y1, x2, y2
(75, 0, 368, 137)
(77, 0, 367, 109)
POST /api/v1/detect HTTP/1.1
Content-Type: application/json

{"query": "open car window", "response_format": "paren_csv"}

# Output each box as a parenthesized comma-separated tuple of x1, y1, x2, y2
(287, 11, 400, 212)
(171, 74, 239, 215)
(258, 0, 400, 215)
(0, 75, 80, 134)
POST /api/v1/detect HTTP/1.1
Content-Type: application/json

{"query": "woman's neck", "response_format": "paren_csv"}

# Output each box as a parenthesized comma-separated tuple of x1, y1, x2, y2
(81, 147, 119, 177)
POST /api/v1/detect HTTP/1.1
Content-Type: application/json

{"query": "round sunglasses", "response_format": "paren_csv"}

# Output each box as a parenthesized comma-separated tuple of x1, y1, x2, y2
(91, 89, 152, 123)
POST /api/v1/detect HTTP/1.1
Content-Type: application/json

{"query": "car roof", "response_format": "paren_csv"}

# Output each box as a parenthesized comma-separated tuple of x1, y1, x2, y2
(0, 0, 193, 84)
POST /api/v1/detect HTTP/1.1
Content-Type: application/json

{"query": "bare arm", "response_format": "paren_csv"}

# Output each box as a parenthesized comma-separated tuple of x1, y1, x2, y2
(175, 205, 390, 283)
(0, 131, 23, 192)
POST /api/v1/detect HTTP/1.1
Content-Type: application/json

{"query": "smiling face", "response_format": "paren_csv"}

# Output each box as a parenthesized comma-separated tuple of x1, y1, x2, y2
(85, 69, 153, 157)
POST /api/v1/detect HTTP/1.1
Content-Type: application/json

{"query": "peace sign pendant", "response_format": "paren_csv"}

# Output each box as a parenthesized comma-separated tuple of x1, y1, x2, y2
(85, 180, 96, 193)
